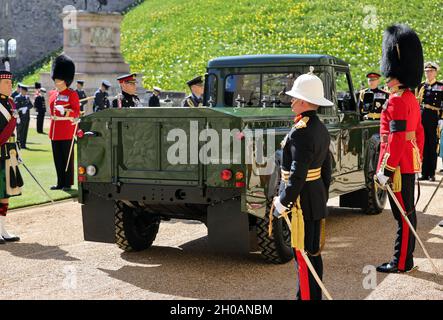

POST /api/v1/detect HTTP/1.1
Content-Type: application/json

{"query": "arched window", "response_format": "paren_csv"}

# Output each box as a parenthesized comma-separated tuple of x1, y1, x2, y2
(7, 39, 17, 58)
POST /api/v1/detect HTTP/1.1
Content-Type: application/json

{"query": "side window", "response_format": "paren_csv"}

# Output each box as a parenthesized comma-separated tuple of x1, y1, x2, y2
(262, 73, 300, 107)
(335, 71, 355, 112)
(318, 71, 335, 116)
(222, 70, 333, 109)
(205, 74, 217, 107)
(225, 74, 261, 107)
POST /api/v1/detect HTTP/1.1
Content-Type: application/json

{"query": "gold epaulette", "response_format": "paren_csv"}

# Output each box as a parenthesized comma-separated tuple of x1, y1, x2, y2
(293, 116, 309, 129)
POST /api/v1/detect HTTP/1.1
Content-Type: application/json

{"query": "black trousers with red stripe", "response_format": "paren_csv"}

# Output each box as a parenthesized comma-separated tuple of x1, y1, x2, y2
(388, 173, 417, 271)
(294, 219, 323, 300)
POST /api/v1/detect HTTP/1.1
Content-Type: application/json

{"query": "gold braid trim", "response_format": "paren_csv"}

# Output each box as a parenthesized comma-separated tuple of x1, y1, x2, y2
(291, 197, 305, 250)
(392, 167, 402, 193)
(268, 203, 291, 237)
(187, 98, 195, 107)
(268, 204, 275, 237)
(269, 197, 326, 256)
(416, 85, 425, 104)
(411, 139, 422, 173)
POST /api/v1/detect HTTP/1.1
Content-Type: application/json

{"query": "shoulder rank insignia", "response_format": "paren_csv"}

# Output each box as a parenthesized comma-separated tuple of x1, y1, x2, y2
(293, 116, 309, 129)
(187, 98, 195, 107)
(281, 116, 310, 148)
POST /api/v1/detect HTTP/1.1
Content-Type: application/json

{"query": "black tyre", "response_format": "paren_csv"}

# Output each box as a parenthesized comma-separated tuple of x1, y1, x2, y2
(256, 151, 293, 264)
(364, 136, 387, 215)
(115, 201, 160, 252)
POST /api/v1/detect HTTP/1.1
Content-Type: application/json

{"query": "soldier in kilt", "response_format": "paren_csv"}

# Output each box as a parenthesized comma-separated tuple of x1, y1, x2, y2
(0, 69, 23, 244)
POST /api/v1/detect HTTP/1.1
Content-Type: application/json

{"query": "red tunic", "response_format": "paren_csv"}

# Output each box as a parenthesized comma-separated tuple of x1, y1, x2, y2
(0, 97, 17, 146)
(377, 88, 424, 175)
(48, 88, 80, 141)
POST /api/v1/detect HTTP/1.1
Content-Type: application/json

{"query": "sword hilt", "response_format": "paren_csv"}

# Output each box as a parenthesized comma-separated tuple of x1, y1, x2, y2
(379, 152, 390, 173)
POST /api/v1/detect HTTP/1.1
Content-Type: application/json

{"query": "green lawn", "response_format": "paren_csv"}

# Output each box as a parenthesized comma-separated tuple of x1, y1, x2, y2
(9, 126, 78, 209)
(22, 0, 442, 90)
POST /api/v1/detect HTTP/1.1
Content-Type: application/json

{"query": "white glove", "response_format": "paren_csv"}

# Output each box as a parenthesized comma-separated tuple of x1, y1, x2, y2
(375, 171, 390, 187)
(272, 196, 288, 217)
(19, 107, 27, 114)
(438, 120, 443, 129)
(55, 105, 65, 115)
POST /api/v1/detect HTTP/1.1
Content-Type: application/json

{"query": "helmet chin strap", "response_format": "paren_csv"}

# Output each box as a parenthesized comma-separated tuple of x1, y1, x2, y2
(386, 77, 401, 88)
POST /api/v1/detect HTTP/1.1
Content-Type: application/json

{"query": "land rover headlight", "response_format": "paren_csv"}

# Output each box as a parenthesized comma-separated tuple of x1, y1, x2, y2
(86, 165, 97, 176)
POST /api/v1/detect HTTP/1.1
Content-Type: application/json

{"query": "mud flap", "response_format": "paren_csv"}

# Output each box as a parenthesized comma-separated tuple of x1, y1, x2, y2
(207, 199, 250, 254)
(81, 193, 115, 243)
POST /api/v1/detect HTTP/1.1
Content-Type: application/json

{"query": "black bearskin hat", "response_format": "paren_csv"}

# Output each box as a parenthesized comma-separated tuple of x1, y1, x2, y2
(35, 82, 41, 89)
(51, 54, 75, 87)
(381, 24, 423, 89)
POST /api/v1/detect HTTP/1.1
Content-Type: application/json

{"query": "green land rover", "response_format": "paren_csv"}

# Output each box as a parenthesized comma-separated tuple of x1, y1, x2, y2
(77, 54, 386, 264)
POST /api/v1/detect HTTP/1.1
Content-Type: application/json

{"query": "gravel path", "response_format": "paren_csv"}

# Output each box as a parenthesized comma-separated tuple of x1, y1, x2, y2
(1, 176, 442, 300)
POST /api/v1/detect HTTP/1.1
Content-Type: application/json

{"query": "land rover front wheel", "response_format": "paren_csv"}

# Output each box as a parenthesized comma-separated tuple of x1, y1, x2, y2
(256, 151, 293, 264)
(115, 201, 160, 251)
(365, 137, 387, 215)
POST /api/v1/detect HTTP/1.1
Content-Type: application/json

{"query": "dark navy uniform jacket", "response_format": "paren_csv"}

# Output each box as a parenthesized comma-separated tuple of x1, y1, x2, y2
(181, 94, 203, 107)
(34, 95, 46, 114)
(112, 91, 140, 108)
(93, 89, 110, 112)
(417, 80, 443, 112)
(148, 94, 160, 107)
(358, 87, 389, 115)
(14, 94, 32, 120)
(75, 89, 87, 111)
(279, 110, 331, 221)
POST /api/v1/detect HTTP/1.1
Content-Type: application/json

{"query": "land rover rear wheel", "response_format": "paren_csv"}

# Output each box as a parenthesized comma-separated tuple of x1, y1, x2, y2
(115, 201, 160, 251)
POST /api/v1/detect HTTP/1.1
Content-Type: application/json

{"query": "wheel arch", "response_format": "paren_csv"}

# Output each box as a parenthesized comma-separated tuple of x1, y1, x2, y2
(363, 133, 381, 186)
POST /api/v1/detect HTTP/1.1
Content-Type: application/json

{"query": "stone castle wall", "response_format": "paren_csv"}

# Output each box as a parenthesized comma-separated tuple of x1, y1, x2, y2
(0, 0, 138, 74)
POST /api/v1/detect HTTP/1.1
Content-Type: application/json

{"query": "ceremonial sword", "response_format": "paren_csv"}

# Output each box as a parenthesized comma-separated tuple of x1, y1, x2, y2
(383, 182, 440, 276)
(271, 204, 333, 300)
(281, 215, 333, 300)
(19, 160, 54, 204)
(376, 153, 440, 275)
